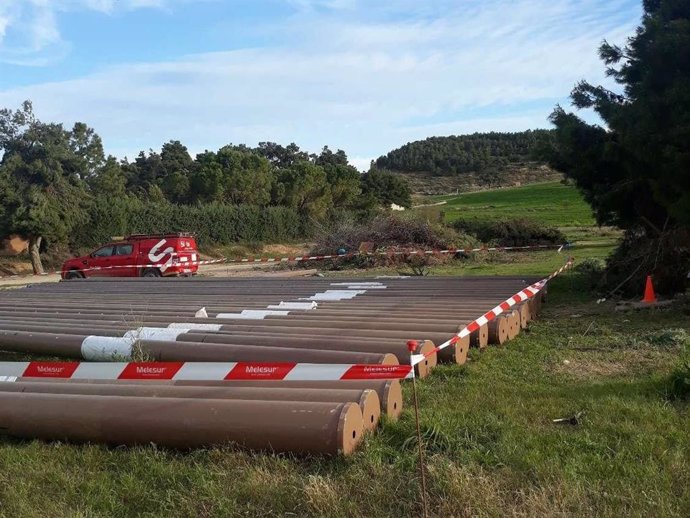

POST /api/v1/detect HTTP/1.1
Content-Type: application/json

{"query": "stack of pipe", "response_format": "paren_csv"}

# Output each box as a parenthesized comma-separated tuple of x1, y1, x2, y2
(0, 275, 545, 454)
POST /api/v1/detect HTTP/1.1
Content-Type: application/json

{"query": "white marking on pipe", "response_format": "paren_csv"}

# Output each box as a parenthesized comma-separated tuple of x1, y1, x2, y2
(123, 327, 188, 342)
(300, 290, 366, 301)
(330, 282, 383, 286)
(81, 336, 133, 361)
(215, 310, 291, 319)
(167, 323, 223, 331)
(266, 301, 318, 310)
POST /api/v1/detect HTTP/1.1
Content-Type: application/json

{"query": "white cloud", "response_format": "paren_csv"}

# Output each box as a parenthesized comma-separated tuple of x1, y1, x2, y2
(0, 0, 642, 163)
(0, 0, 173, 65)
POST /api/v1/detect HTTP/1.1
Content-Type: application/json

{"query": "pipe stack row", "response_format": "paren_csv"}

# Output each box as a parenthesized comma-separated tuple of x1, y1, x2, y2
(0, 275, 546, 454)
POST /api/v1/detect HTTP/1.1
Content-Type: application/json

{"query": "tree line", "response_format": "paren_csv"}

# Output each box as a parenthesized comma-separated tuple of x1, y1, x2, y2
(375, 130, 552, 177)
(0, 102, 411, 273)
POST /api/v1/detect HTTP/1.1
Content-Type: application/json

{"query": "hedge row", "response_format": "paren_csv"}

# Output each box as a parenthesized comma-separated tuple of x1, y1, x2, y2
(451, 218, 566, 247)
(71, 197, 309, 250)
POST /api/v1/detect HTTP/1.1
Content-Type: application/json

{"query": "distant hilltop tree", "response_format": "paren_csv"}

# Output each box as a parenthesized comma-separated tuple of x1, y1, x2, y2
(375, 130, 553, 177)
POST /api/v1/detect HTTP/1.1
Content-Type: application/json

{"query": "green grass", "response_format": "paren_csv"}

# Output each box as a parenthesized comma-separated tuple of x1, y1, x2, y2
(433, 181, 597, 229)
(324, 240, 615, 279)
(1, 250, 689, 516)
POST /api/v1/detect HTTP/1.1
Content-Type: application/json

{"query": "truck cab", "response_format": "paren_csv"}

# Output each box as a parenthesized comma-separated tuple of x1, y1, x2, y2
(61, 233, 199, 279)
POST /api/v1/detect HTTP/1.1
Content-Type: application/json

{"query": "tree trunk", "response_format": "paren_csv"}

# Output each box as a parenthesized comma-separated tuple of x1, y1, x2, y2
(29, 236, 44, 275)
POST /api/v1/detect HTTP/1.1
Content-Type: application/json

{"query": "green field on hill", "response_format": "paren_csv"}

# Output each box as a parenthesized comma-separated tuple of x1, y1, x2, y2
(435, 181, 597, 228)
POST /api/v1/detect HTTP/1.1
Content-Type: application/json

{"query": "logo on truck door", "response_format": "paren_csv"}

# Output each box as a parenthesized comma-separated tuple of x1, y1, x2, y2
(148, 239, 175, 272)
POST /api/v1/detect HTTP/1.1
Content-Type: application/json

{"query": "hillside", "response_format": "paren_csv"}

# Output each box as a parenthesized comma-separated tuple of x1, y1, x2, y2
(376, 131, 561, 194)
(432, 181, 597, 230)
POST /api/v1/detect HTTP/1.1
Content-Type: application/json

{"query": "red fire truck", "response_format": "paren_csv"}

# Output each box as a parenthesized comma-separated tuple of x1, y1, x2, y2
(61, 233, 199, 279)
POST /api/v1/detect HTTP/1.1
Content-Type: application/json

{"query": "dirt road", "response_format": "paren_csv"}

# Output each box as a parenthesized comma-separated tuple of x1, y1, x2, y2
(0, 262, 318, 289)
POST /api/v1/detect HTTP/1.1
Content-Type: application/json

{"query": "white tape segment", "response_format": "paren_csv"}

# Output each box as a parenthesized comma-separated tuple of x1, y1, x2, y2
(123, 327, 189, 342)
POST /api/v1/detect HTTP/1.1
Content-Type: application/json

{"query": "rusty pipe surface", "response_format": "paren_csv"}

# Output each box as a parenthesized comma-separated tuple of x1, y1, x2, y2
(21, 378, 405, 421)
(0, 382, 381, 433)
(0, 392, 364, 455)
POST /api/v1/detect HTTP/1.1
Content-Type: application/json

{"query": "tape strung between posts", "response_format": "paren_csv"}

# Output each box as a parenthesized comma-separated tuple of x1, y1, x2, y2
(410, 258, 574, 366)
(0, 361, 414, 382)
(224, 243, 568, 264)
(0, 243, 568, 279)
(0, 258, 226, 279)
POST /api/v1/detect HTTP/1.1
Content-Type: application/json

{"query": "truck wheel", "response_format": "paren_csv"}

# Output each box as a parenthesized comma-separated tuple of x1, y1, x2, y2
(65, 270, 84, 280)
(142, 268, 161, 278)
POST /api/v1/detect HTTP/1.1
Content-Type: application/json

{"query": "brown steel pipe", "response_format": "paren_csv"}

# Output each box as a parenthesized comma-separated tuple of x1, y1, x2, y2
(0, 382, 381, 433)
(488, 316, 510, 345)
(0, 392, 364, 455)
(0, 330, 398, 366)
(19, 378, 404, 421)
(170, 379, 405, 420)
(470, 324, 489, 349)
(506, 310, 520, 340)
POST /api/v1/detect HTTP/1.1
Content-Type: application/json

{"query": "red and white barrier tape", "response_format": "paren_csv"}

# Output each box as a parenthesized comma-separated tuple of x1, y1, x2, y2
(411, 258, 574, 366)
(0, 243, 567, 279)
(0, 361, 413, 382)
(225, 243, 566, 264)
(0, 258, 226, 279)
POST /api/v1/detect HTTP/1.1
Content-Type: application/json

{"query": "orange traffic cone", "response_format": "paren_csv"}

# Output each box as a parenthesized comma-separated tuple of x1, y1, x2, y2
(642, 275, 657, 303)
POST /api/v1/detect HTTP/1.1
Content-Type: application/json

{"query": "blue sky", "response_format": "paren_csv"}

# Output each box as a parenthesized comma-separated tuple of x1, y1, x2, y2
(0, 0, 642, 170)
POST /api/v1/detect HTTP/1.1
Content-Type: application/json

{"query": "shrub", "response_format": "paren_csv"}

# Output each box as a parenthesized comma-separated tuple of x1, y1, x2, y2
(312, 213, 477, 255)
(603, 227, 690, 297)
(451, 218, 566, 247)
(311, 213, 478, 272)
(71, 196, 308, 251)
(573, 257, 606, 290)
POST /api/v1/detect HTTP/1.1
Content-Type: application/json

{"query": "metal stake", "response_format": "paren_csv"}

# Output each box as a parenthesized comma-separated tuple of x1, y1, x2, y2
(408, 340, 429, 518)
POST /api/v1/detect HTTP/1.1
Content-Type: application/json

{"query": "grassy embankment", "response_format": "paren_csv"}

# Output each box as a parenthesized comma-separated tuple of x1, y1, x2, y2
(426, 180, 619, 246)
(1, 181, 688, 517)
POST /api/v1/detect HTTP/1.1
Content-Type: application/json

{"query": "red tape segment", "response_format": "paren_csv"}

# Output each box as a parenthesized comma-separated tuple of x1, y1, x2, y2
(224, 362, 297, 380)
(118, 362, 185, 380)
(22, 361, 80, 378)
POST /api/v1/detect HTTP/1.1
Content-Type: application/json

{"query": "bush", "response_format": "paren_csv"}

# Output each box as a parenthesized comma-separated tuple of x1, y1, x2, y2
(71, 196, 308, 251)
(451, 218, 566, 247)
(312, 213, 477, 255)
(573, 257, 606, 290)
(602, 227, 690, 297)
(311, 213, 478, 272)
